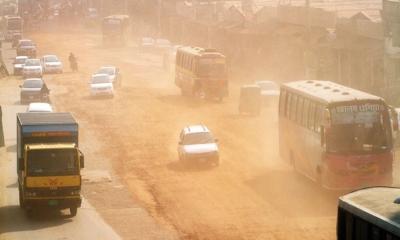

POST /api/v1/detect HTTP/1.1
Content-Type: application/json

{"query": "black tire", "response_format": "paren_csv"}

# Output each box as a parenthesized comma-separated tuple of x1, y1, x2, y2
(70, 207, 77, 217)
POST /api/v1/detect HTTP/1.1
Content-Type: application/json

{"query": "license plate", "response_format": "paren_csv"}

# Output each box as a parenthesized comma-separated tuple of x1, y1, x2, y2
(48, 200, 58, 206)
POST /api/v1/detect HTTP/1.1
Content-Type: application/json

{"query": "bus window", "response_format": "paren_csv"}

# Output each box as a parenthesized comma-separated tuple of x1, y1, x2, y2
(296, 97, 304, 123)
(279, 89, 287, 116)
(290, 94, 297, 121)
(302, 99, 310, 127)
(308, 102, 316, 130)
(286, 93, 292, 118)
(315, 105, 323, 133)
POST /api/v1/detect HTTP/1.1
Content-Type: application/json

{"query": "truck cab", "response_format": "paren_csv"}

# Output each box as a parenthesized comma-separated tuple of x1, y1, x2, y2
(17, 112, 84, 216)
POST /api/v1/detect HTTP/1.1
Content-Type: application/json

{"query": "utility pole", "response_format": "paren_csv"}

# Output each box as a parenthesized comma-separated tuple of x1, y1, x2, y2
(305, 0, 311, 79)
(158, 0, 162, 37)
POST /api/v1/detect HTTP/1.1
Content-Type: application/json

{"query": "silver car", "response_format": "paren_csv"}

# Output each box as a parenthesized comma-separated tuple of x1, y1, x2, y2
(41, 55, 63, 74)
(22, 59, 43, 78)
(178, 125, 219, 166)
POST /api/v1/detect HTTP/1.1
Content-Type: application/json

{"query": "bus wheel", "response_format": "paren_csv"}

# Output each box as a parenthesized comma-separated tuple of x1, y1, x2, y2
(70, 207, 78, 217)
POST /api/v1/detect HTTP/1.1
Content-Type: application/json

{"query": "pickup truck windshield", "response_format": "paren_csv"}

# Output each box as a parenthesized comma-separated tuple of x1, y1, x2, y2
(27, 149, 78, 176)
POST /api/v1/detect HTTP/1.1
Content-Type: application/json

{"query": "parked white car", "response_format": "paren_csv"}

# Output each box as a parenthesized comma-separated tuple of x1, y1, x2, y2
(13, 56, 28, 75)
(26, 102, 53, 112)
(178, 125, 219, 166)
(41, 55, 63, 74)
(22, 58, 43, 78)
(90, 74, 114, 97)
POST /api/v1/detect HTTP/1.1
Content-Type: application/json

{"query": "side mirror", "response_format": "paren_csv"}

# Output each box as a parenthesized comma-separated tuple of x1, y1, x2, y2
(79, 151, 85, 168)
(178, 141, 183, 145)
(19, 85, 22, 88)
(215, 139, 219, 143)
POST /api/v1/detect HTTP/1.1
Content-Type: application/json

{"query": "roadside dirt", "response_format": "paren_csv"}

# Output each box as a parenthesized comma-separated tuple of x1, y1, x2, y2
(28, 27, 338, 239)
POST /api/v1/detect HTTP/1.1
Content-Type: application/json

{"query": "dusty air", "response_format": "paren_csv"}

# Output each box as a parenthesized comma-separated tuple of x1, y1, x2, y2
(0, 0, 399, 239)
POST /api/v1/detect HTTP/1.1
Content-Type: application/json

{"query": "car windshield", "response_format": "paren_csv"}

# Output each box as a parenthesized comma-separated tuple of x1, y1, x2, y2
(92, 75, 110, 84)
(25, 59, 40, 66)
(15, 58, 26, 64)
(197, 58, 226, 77)
(326, 102, 392, 154)
(256, 82, 279, 91)
(45, 56, 59, 62)
(27, 149, 78, 176)
(97, 68, 115, 75)
(23, 80, 43, 88)
(183, 132, 215, 145)
(20, 41, 33, 46)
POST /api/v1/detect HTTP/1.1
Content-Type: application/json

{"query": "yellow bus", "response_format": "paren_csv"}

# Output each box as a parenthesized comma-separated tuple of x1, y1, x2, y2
(175, 47, 228, 101)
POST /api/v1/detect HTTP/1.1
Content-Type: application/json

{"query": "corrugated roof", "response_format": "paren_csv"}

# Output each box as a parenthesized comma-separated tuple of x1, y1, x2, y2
(254, 0, 382, 21)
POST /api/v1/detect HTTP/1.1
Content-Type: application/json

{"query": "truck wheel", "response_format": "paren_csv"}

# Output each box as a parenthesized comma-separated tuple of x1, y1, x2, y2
(70, 207, 77, 217)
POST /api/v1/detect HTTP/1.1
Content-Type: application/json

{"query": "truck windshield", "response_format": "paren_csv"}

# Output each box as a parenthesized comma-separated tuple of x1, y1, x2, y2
(326, 102, 392, 154)
(27, 149, 78, 176)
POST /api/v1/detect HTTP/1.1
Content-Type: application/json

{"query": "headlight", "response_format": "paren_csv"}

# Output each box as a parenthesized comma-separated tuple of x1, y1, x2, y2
(25, 191, 37, 197)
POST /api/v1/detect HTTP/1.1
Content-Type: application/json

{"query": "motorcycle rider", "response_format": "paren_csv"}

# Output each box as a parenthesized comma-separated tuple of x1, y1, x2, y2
(68, 52, 78, 72)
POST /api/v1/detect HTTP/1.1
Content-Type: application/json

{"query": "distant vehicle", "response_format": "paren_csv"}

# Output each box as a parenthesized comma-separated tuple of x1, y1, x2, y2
(155, 38, 171, 52)
(17, 112, 84, 217)
(90, 74, 114, 97)
(255, 80, 280, 105)
(13, 56, 28, 75)
(26, 102, 53, 112)
(178, 125, 219, 166)
(96, 66, 121, 87)
(239, 85, 261, 115)
(102, 15, 129, 45)
(175, 47, 228, 101)
(41, 55, 63, 74)
(17, 39, 36, 58)
(22, 58, 42, 78)
(20, 78, 49, 104)
(279, 80, 393, 189)
(0, 15, 23, 41)
(140, 37, 155, 51)
(84, 8, 99, 27)
(337, 187, 400, 239)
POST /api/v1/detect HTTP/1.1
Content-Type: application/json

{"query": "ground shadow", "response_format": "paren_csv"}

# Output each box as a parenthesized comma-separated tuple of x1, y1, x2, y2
(245, 169, 345, 218)
(0, 205, 72, 235)
(6, 144, 16, 153)
(6, 182, 17, 188)
(167, 160, 217, 173)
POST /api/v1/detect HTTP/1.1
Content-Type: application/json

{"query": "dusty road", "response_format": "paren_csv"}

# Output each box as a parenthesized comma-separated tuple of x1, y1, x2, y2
(0, 73, 121, 240)
(4, 26, 342, 239)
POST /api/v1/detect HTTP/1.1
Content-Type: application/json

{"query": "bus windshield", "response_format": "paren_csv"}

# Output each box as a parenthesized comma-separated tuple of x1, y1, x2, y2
(326, 102, 392, 154)
(197, 58, 226, 77)
(27, 149, 78, 176)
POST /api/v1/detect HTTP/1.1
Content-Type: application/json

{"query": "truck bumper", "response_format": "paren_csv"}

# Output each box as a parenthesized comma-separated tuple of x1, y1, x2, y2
(24, 196, 82, 210)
